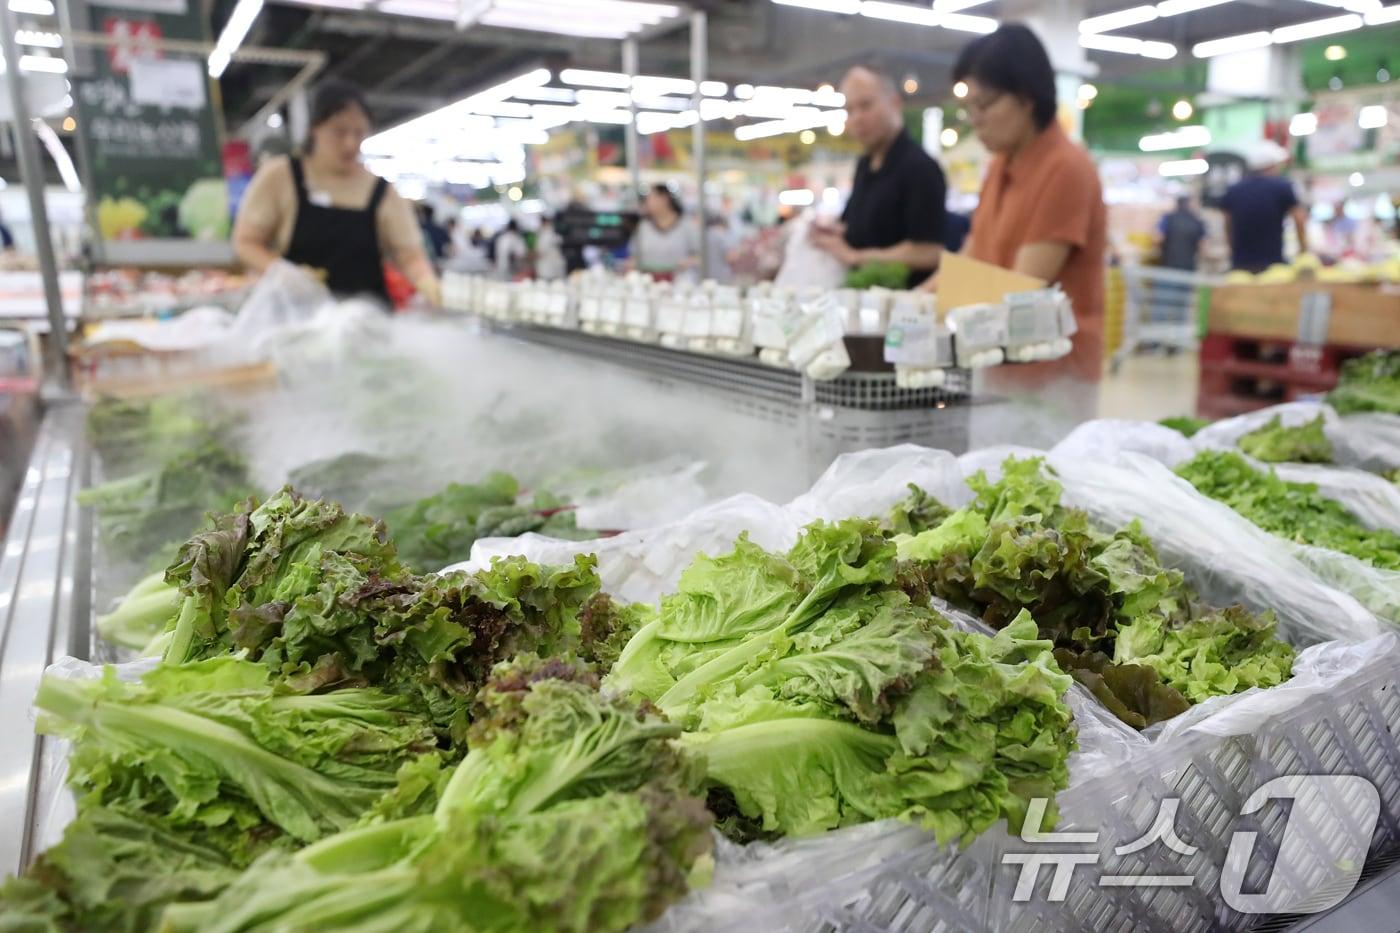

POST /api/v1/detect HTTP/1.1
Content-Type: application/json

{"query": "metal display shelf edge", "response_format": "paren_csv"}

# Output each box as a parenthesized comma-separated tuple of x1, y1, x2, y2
(0, 401, 89, 877)
(481, 319, 974, 410)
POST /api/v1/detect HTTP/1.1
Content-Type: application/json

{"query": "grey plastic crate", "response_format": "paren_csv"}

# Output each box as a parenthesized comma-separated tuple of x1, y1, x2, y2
(658, 641, 1400, 933)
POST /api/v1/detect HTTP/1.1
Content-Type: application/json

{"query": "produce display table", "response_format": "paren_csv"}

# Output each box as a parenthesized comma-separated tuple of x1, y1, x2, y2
(1199, 282, 1400, 418)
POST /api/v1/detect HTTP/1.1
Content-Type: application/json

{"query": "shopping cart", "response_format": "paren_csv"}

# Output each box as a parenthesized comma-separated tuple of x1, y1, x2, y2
(1110, 264, 1218, 373)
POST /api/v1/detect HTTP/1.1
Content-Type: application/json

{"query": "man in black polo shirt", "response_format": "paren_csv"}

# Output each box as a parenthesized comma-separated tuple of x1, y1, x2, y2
(811, 65, 947, 288)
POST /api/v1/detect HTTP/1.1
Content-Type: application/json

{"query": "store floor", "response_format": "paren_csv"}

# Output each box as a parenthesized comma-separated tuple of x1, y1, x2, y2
(1098, 349, 1199, 422)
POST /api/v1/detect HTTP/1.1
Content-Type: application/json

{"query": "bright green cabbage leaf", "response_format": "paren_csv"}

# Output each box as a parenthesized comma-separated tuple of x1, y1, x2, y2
(1177, 449, 1400, 572)
(1328, 350, 1400, 415)
(1238, 414, 1334, 463)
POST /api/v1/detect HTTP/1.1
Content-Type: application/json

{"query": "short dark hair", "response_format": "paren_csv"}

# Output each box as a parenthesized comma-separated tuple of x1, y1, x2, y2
(309, 80, 372, 131)
(650, 183, 683, 216)
(843, 63, 899, 98)
(952, 23, 1057, 131)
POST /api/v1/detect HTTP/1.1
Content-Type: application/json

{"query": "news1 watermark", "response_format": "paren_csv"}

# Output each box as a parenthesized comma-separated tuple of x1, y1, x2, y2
(1004, 775, 1382, 914)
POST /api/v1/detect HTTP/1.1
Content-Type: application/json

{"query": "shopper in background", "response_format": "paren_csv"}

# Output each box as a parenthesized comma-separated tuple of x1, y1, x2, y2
(629, 184, 700, 279)
(232, 80, 440, 306)
(495, 219, 527, 280)
(936, 23, 1107, 383)
(0, 212, 14, 252)
(811, 65, 946, 288)
(705, 213, 735, 283)
(1157, 195, 1206, 272)
(1220, 141, 1308, 272)
(534, 215, 566, 281)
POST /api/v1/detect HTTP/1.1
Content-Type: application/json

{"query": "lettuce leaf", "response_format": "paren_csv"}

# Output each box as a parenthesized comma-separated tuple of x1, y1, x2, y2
(1238, 414, 1334, 464)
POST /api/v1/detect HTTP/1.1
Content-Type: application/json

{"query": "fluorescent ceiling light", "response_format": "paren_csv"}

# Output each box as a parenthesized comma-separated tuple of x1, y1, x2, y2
(773, 0, 861, 11)
(632, 94, 691, 111)
(778, 188, 816, 206)
(1139, 124, 1210, 151)
(1358, 104, 1388, 128)
(1192, 31, 1271, 58)
(933, 0, 992, 9)
(1289, 112, 1318, 135)
(511, 86, 576, 102)
(700, 80, 728, 97)
(575, 88, 632, 108)
(8, 0, 54, 14)
(735, 108, 845, 140)
(209, 0, 263, 77)
(940, 11, 996, 31)
(1080, 33, 1178, 59)
(860, 1, 941, 25)
(19, 54, 66, 73)
(470, 100, 533, 117)
(1366, 4, 1400, 23)
(560, 68, 630, 88)
(631, 75, 695, 96)
(1080, 4, 1157, 33)
(1271, 13, 1361, 43)
(377, 0, 455, 19)
(1155, 0, 1231, 14)
(1158, 158, 1208, 177)
(16, 30, 62, 48)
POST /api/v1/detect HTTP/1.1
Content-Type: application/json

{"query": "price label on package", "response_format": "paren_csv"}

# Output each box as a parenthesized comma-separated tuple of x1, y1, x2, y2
(1005, 290, 1063, 345)
(600, 296, 625, 325)
(948, 303, 1009, 349)
(656, 299, 685, 334)
(787, 295, 847, 370)
(624, 297, 653, 328)
(682, 301, 713, 338)
(885, 304, 953, 367)
(712, 306, 745, 339)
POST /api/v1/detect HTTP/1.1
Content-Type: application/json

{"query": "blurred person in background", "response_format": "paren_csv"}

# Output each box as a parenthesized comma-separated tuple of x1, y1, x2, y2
(932, 23, 1107, 384)
(417, 203, 450, 264)
(1157, 195, 1206, 272)
(495, 219, 527, 280)
(233, 80, 439, 306)
(0, 211, 14, 252)
(535, 215, 566, 280)
(811, 65, 946, 288)
(705, 213, 735, 283)
(629, 184, 700, 280)
(1220, 141, 1308, 272)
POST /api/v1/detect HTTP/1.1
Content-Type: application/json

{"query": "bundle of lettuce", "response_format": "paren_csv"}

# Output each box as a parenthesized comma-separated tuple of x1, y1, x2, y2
(1236, 414, 1334, 464)
(1328, 350, 1400, 416)
(607, 515, 1078, 846)
(384, 472, 596, 574)
(78, 438, 259, 570)
(86, 393, 242, 476)
(892, 457, 1296, 730)
(2, 491, 698, 931)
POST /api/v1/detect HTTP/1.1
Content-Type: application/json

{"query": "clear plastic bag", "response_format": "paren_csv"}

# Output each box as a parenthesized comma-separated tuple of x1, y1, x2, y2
(1192, 401, 1400, 471)
(1042, 449, 1384, 644)
(225, 259, 334, 348)
(1272, 462, 1400, 533)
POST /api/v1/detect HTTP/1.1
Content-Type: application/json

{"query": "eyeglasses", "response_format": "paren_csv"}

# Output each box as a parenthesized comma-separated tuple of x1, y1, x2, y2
(964, 90, 1004, 116)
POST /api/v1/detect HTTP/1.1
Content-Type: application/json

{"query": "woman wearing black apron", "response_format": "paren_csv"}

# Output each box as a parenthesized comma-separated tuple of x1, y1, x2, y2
(232, 80, 440, 307)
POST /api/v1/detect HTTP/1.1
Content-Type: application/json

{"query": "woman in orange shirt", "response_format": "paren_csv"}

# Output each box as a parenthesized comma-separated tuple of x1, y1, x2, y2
(932, 24, 1108, 384)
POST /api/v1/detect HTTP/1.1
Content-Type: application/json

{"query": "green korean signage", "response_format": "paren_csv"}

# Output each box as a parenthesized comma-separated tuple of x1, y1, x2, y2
(75, 0, 229, 243)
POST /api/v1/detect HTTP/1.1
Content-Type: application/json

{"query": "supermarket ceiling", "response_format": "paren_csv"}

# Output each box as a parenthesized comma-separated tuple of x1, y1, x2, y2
(214, 0, 1400, 133)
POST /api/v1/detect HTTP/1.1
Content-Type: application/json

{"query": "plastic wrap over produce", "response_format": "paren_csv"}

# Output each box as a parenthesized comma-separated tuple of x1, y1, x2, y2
(1058, 417, 1400, 532)
(1043, 449, 1383, 645)
(1193, 401, 1400, 471)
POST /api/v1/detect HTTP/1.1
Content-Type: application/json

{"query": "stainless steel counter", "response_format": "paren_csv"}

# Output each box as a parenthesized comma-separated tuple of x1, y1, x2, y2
(0, 400, 89, 877)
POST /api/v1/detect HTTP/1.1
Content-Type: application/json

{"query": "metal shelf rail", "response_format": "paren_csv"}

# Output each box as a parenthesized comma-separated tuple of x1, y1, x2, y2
(0, 400, 90, 878)
(484, 320, 976, 477)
